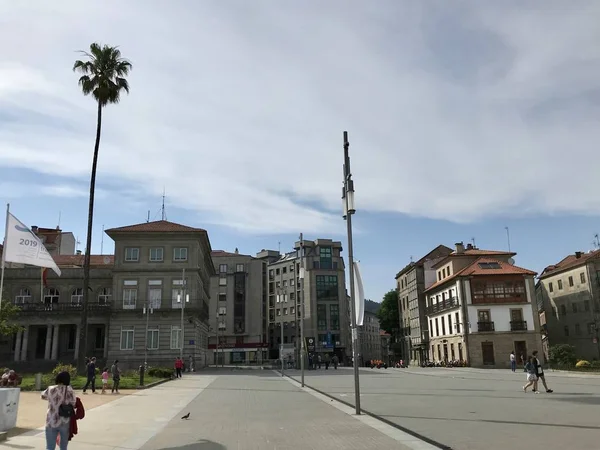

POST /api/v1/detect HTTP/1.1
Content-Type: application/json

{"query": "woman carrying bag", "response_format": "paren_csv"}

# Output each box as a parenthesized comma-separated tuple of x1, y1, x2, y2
(41, 371, 76, 449)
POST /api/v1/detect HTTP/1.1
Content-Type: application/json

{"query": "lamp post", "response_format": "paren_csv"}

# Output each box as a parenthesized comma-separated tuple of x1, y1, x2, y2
(177, 268, 188, 360)
(277, 270, 286, 377)
(299, 233, 306, 387)
(342, 130, 361, 415)
(143, 299, 153, 369)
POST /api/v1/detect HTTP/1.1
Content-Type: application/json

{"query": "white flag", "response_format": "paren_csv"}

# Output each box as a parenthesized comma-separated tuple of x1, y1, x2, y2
(353, 261, 365, 326)
(3, 213, 61, 276)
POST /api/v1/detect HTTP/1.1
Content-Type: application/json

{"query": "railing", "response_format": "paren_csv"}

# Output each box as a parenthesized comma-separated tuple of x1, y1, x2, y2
(14, 300, 112, 314)
(426, 297, 458, 315)
(510, 320, 527, 331)
(477, 321, 495, 332)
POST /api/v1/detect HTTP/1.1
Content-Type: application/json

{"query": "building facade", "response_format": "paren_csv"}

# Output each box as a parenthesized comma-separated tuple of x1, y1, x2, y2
(395, 245, 453, 365)
(260, 238, 350, 364)
(537, 250, 600, 361)
(208, 250, 268, 365)
(425, 243, 542, 368)
(1, 220, 215, 371)
(359, 310, 382, 364)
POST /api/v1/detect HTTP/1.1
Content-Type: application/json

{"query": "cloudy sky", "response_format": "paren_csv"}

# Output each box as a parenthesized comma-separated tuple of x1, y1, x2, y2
(1, 1, 600, 302)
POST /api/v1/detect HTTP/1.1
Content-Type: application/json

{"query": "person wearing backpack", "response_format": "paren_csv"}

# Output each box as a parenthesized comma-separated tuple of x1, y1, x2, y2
(41, 371, 76, 449)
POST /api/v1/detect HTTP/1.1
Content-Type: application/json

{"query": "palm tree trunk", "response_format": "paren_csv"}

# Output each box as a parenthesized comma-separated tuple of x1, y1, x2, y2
(77, 100, 102, 374)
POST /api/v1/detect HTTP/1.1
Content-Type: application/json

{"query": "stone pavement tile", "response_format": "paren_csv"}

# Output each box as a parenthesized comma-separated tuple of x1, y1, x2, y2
(141, 372, 414, 450)
(3, 376, 216, 449)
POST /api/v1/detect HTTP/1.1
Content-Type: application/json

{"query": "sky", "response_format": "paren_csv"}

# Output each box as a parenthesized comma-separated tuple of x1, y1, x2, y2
(1, 1, 600, 303)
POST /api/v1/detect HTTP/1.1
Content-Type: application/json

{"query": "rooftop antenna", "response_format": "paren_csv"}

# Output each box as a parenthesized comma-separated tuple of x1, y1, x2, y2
(505, 226, 511, 252)
(147, 210, 150, 223)
(410, 255, 414, 262)
(75, 236, 81, 253)
(161, 188, 167, 221)
(594, 234, 600, 250)
(101, 225, 105, 254)
(278, 241, 281, 254)
(471, 237, 476, 247)
(57, 211, 61, 230)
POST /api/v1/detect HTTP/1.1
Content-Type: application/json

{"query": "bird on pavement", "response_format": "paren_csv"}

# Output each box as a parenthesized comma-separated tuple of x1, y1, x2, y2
(181, 413, 190, 420)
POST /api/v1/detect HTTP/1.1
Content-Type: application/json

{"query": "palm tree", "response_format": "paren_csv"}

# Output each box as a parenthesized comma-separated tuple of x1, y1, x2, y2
(73, 43, 132, 372)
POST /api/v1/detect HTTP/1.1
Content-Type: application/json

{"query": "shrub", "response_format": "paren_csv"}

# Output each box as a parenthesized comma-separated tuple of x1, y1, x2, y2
(548, 344, 577, 366)
(576, 360, 591, 368)
(147, 367, 174, 378)
(51, 363, 78, 380)
(590, 360, 600, 369)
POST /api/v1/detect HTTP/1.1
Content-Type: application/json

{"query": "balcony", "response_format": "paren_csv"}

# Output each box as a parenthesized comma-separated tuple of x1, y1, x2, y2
(426, 297, 459, 315)
(510, 320, 528, 331)
(14, 300, 112, 315)
(477, 321, 495, 332)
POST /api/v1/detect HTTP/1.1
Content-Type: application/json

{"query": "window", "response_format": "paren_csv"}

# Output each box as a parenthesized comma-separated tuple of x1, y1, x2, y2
(218, 320, 226, 330)
(44, 288, 60, 304)
(148, 280, 162, 309)
(435, 318, 439, 336)
(317, 304, 327, 330)
(120, 327, 134, 350)
(316, 275, 338, 302)
(560, 304, 567, 316)
(276, 309, 281, 316)
(219, 264, 228, 273)
(584, 300, 590, 312)
(149, 247, 164, 262)
(330, 304, 340, 329)
(290, 306, 295, 315)
(219, 277, 227, 286)
(564, 326, 569, 336)
(172, 280, 184, 308)
(283, 308, 288, 315)
(477, 262, 502, 269)
(98, 287, 111, 304)
(236, 264, 245, 273)
(471, 281, 526, 301)
(125, 247, 139, 262)
(575, 323, 581, 335)
(580, 272, 586, 284)
(572, 303, 578, 313)
(173, 247, 188, 261)
(170, 326, 182, 349)
(447, 314, 452, 335)
(282, 267, 287, 274)
(319, 246, 332, 269)
(441, 318, 446, 335)
(548, 282, 553, 293)
(147, 328, 159, 350)
(588, 323, 595, 334)
(123, 280, 138, 309)
(558, 280, 563, 290)
(455, 312, 460, 333)
(568, 276, 574, 287)
(218, 306, 226, 315)
(71, 288, 83, 304)
(15, 288, 31, 304)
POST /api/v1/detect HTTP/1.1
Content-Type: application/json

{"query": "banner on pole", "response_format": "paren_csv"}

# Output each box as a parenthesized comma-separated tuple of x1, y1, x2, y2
(3, 213, 61, 276)
(353, 261, 365, 326)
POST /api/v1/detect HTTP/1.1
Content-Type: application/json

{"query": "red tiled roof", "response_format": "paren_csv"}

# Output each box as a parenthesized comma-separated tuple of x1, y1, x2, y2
(458, 249, 516, 256)
(54, 254, 114, 268)
(539, 250, 600, 279)
(105, 220, 206, 234)
(425, 257, 536, 293)
(211, 250, 252, 258)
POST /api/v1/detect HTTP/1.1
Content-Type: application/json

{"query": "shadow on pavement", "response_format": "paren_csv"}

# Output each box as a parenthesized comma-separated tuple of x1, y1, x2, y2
(158, 439, 226, 449)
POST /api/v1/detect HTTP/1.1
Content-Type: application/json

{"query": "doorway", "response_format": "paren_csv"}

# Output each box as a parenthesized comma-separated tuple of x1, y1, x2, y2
(481, 342, 495, 365)
(514, 340, 527, 364)
(35, 327, 47, 359)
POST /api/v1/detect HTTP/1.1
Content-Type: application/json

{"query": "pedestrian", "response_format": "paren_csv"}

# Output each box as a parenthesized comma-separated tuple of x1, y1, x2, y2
(175, 357, 183, 378)
(532, 350, 553, 393)
(82, 357, 96, 394)
(510, 351, 516, 372)
(101, 367, 109, 394)
(111, 360, 121, 394)
(523, 356, 539, 393)
(324, 353, 331, 370)
(332, 354, 339, 370)
(41, 370, 76, 449)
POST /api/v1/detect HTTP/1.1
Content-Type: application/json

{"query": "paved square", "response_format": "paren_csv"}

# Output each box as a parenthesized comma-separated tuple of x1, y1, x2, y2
(288, 366, 600, 450)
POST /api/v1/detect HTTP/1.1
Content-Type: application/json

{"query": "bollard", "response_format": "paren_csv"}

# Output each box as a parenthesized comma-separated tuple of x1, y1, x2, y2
(34, 373, 42, 391)
(139, 364, 145, 387)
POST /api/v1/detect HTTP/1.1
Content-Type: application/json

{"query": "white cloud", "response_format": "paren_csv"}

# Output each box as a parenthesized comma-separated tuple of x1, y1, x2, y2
(0, 181, 102, 199)
(0, 1, 599, 233)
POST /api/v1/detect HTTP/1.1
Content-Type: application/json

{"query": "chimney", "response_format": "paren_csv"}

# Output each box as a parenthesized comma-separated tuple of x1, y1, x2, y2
(76, 250, 82, 255)
(466, 243, 473, 250)
(455, 242, 465, 254)
(235, 247, 239, 254)
(31, 225, 38, 233)
(575, 251, 582, 259)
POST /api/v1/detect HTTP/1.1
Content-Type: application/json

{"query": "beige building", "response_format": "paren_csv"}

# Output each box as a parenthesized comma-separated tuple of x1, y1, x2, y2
(359, 310, 382, 364)
(537, 250, 600, 361)
(209, 250, 267, 365)
(425, 243, 542, 368)
(1, 220, 215, 371)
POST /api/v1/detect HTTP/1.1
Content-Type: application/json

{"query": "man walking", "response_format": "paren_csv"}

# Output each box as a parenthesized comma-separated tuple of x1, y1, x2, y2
(83, 356, 97, 394)
(532, 350, 553, 393)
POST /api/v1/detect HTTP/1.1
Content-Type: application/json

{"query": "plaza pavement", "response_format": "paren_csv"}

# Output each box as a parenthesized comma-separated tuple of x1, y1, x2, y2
(2, 371, 431, 450)
(286, 366, 600, 450)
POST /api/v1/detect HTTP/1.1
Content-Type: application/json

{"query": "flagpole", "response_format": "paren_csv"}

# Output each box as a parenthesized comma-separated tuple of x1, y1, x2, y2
(0, 203, 10, 312)
(40, 269, 44, 304)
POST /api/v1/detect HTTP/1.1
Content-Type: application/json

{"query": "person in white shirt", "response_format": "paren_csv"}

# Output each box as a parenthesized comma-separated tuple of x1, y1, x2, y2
(510, 351, 516, 372)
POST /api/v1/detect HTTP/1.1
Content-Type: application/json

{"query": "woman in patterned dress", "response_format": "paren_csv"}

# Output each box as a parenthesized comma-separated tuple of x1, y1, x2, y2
(41, 371, 76, 449)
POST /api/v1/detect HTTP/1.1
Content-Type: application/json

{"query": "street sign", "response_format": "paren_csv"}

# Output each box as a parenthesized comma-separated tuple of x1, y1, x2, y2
(306, 336, 316, 352)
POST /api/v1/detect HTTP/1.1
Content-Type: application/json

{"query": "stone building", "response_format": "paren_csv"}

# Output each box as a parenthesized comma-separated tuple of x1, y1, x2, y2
(359, 310, 382, 364)
(537, 250, 600, 361)
(0, 220, 215, 370)
(425, 242, 542, 368)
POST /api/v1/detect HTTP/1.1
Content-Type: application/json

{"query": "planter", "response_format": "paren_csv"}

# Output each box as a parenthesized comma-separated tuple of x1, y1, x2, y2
(0, 388, 20, 432)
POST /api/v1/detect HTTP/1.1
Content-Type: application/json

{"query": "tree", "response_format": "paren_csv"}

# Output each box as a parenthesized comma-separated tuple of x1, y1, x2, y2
(73, 43, 132, 372)
(376, 289, 400, 337)
(548, 344, 577, 367)
(0, 302, 23, 337)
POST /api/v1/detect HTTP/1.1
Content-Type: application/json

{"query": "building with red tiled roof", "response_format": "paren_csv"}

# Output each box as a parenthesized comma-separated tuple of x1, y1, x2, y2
(424, 243, 542, 369)
(536, 250, 600, 362)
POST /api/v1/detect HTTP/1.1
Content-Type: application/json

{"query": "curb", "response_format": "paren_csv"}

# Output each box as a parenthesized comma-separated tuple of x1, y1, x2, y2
(136, 378, 171, 390)
(285, 374, 452, 450)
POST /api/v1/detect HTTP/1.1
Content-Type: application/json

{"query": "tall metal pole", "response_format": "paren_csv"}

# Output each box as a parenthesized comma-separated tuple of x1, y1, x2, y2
(279, 269, 285, 377)
(299, 233, 305, 387)
(144, 299, 152, 368)
(343, 131, 361, 415)
(505, 226, 511, 252)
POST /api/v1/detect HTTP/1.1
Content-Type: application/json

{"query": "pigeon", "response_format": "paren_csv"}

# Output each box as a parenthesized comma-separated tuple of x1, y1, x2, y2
(181, 413, 190, 420)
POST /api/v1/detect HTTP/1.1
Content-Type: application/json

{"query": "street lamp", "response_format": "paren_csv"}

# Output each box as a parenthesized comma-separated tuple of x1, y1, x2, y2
(143, 300, 153, 369)
(342, 130, 361, 415)
(277, 281, 287, 377)
(299, 234, 306, 387)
